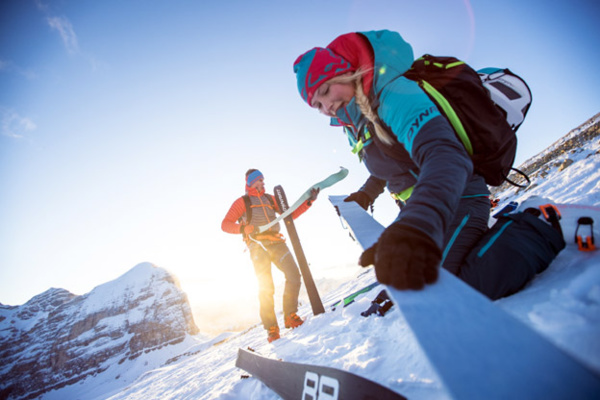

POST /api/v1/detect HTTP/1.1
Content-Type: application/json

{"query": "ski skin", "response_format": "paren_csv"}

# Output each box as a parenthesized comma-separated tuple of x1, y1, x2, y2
(236, 348, 407, 400)
(258, 167, 348, 233)
(329, 195, 600, 400)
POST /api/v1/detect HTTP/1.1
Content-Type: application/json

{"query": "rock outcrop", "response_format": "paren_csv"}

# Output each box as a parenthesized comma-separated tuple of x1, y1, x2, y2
(0, 263, 198, 400)
(491, 112, 600, 197)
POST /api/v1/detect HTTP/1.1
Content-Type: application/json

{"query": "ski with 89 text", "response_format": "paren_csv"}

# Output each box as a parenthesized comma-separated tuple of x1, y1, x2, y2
(236, 347, 406, 400)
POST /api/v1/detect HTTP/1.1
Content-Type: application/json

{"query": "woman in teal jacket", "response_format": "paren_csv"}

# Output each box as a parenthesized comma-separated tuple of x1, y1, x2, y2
(294, 30, 490, 291)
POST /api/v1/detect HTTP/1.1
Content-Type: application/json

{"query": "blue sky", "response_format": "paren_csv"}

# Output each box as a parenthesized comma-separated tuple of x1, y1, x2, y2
(1, 0, 599, 308)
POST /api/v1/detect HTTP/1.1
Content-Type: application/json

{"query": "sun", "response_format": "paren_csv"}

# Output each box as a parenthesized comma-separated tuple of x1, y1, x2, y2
(178, 258, 270, 334)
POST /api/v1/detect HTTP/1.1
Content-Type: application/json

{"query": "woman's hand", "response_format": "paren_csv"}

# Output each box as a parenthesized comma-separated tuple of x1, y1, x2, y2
(360, 223, 441, 290)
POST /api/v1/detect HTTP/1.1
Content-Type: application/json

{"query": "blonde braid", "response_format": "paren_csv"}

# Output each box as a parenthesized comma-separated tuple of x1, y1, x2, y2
(327, 69, 394, 145)
(353, 76, 394, 145)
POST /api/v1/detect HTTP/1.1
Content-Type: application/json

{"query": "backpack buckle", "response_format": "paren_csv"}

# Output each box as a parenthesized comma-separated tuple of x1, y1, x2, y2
(575, 217, 596, 252)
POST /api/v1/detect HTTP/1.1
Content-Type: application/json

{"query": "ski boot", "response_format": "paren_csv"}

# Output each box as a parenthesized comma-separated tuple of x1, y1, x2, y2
(284, 313, 304, 329)
(267, 326, 280, 343)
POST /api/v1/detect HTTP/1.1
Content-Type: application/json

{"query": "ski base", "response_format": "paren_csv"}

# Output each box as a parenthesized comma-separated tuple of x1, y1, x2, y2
(236, 347, 406, 400)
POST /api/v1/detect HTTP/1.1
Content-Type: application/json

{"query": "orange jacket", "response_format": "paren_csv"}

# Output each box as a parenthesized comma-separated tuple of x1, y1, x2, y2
(221, 185, 312, 236)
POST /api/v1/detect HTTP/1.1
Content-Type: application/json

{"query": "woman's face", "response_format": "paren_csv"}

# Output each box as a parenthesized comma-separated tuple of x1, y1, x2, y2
(310, 80, 355, 117)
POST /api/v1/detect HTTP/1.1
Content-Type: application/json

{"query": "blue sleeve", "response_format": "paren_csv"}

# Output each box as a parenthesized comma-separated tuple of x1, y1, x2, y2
(395, 116, 474, 249)
(377, 77, 441, 155)
(375, 77, 474, 249)
(359, 175, 387, 201)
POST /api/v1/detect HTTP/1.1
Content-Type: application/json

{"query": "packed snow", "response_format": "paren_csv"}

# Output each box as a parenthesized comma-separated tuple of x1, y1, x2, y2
(38, 118, 600, 400)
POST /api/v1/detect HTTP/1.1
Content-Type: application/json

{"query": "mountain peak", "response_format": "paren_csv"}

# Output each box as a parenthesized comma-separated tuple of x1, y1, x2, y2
(0, 263, 198, 400)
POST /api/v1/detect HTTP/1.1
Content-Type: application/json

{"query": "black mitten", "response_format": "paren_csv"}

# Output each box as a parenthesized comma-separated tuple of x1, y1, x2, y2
(361, 223, 442, 290)
(344, 191, 373, 211)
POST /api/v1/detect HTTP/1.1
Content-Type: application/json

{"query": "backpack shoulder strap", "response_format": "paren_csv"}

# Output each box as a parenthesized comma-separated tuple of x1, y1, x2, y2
(242, 195, 252, 224)
(266, 194, 275, 208)
(404, 55, 474, 155)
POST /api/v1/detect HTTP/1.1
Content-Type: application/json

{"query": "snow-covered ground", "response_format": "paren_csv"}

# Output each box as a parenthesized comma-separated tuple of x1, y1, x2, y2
(39, 122, 600, 400)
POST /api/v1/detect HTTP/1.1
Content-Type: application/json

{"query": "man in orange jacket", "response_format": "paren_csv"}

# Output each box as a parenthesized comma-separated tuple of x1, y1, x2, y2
(221, 169, 318, 342)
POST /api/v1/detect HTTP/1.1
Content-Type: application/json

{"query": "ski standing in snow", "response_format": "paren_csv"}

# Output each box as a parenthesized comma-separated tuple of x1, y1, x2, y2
(221, 170, 318, 342)
(294, 29, 563, 300)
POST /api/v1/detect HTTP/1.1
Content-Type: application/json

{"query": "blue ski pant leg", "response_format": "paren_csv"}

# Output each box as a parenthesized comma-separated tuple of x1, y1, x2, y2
(249, 243, 278, 329)
(458, 211, 565, 299)
(267, 242, 301, 318)
(441, 195, 490, 275)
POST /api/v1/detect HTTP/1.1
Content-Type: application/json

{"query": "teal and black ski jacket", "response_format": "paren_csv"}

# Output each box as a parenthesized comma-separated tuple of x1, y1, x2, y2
(329, 30, 488, 250)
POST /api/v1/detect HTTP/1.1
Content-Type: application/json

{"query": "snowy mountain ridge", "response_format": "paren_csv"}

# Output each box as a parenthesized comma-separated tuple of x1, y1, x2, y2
(492, 112, 600, 199)
(0, 263, 200, 400)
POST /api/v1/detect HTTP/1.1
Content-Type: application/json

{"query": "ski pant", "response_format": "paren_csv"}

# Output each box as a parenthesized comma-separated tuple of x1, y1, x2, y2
(441, 195, 491, 275)
(248, 241, 301, 330)
(458, 210, 565, 300)
(441, 194, 560, 300)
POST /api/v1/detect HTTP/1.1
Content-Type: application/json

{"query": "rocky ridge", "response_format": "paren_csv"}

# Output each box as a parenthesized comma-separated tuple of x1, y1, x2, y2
(0, 263, 198, 400)
(491, 112, 600, 198)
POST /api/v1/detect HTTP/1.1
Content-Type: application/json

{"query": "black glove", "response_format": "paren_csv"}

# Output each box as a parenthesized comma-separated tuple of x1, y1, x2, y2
(359, 223, 441, 290)
(344, 191, 372, 211)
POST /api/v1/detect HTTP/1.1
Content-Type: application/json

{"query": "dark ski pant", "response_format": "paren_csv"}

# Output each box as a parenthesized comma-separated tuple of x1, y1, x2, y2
(459, 211, 565, 300)
(441, 195, 490, 275)
(441, 195, 558, 300)
(248, 241, 301, 330)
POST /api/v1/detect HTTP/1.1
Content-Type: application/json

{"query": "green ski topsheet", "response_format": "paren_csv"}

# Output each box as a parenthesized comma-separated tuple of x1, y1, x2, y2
(258, 167, 348, 233)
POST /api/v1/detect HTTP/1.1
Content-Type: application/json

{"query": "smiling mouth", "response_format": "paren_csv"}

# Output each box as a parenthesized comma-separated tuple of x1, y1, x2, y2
(330, 102, 346, 116)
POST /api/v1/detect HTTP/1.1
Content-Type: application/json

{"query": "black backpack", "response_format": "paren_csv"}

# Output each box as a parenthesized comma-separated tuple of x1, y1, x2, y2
(379, 54, 529, 187)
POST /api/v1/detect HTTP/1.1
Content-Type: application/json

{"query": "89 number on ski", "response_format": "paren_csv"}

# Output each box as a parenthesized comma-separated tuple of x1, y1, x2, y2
(302, 371, 340, 400)
(236, 347, 406, 400)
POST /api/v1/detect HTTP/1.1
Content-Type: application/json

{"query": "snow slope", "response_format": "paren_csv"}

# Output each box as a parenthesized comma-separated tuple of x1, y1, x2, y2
(39, 117, 600, 400)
